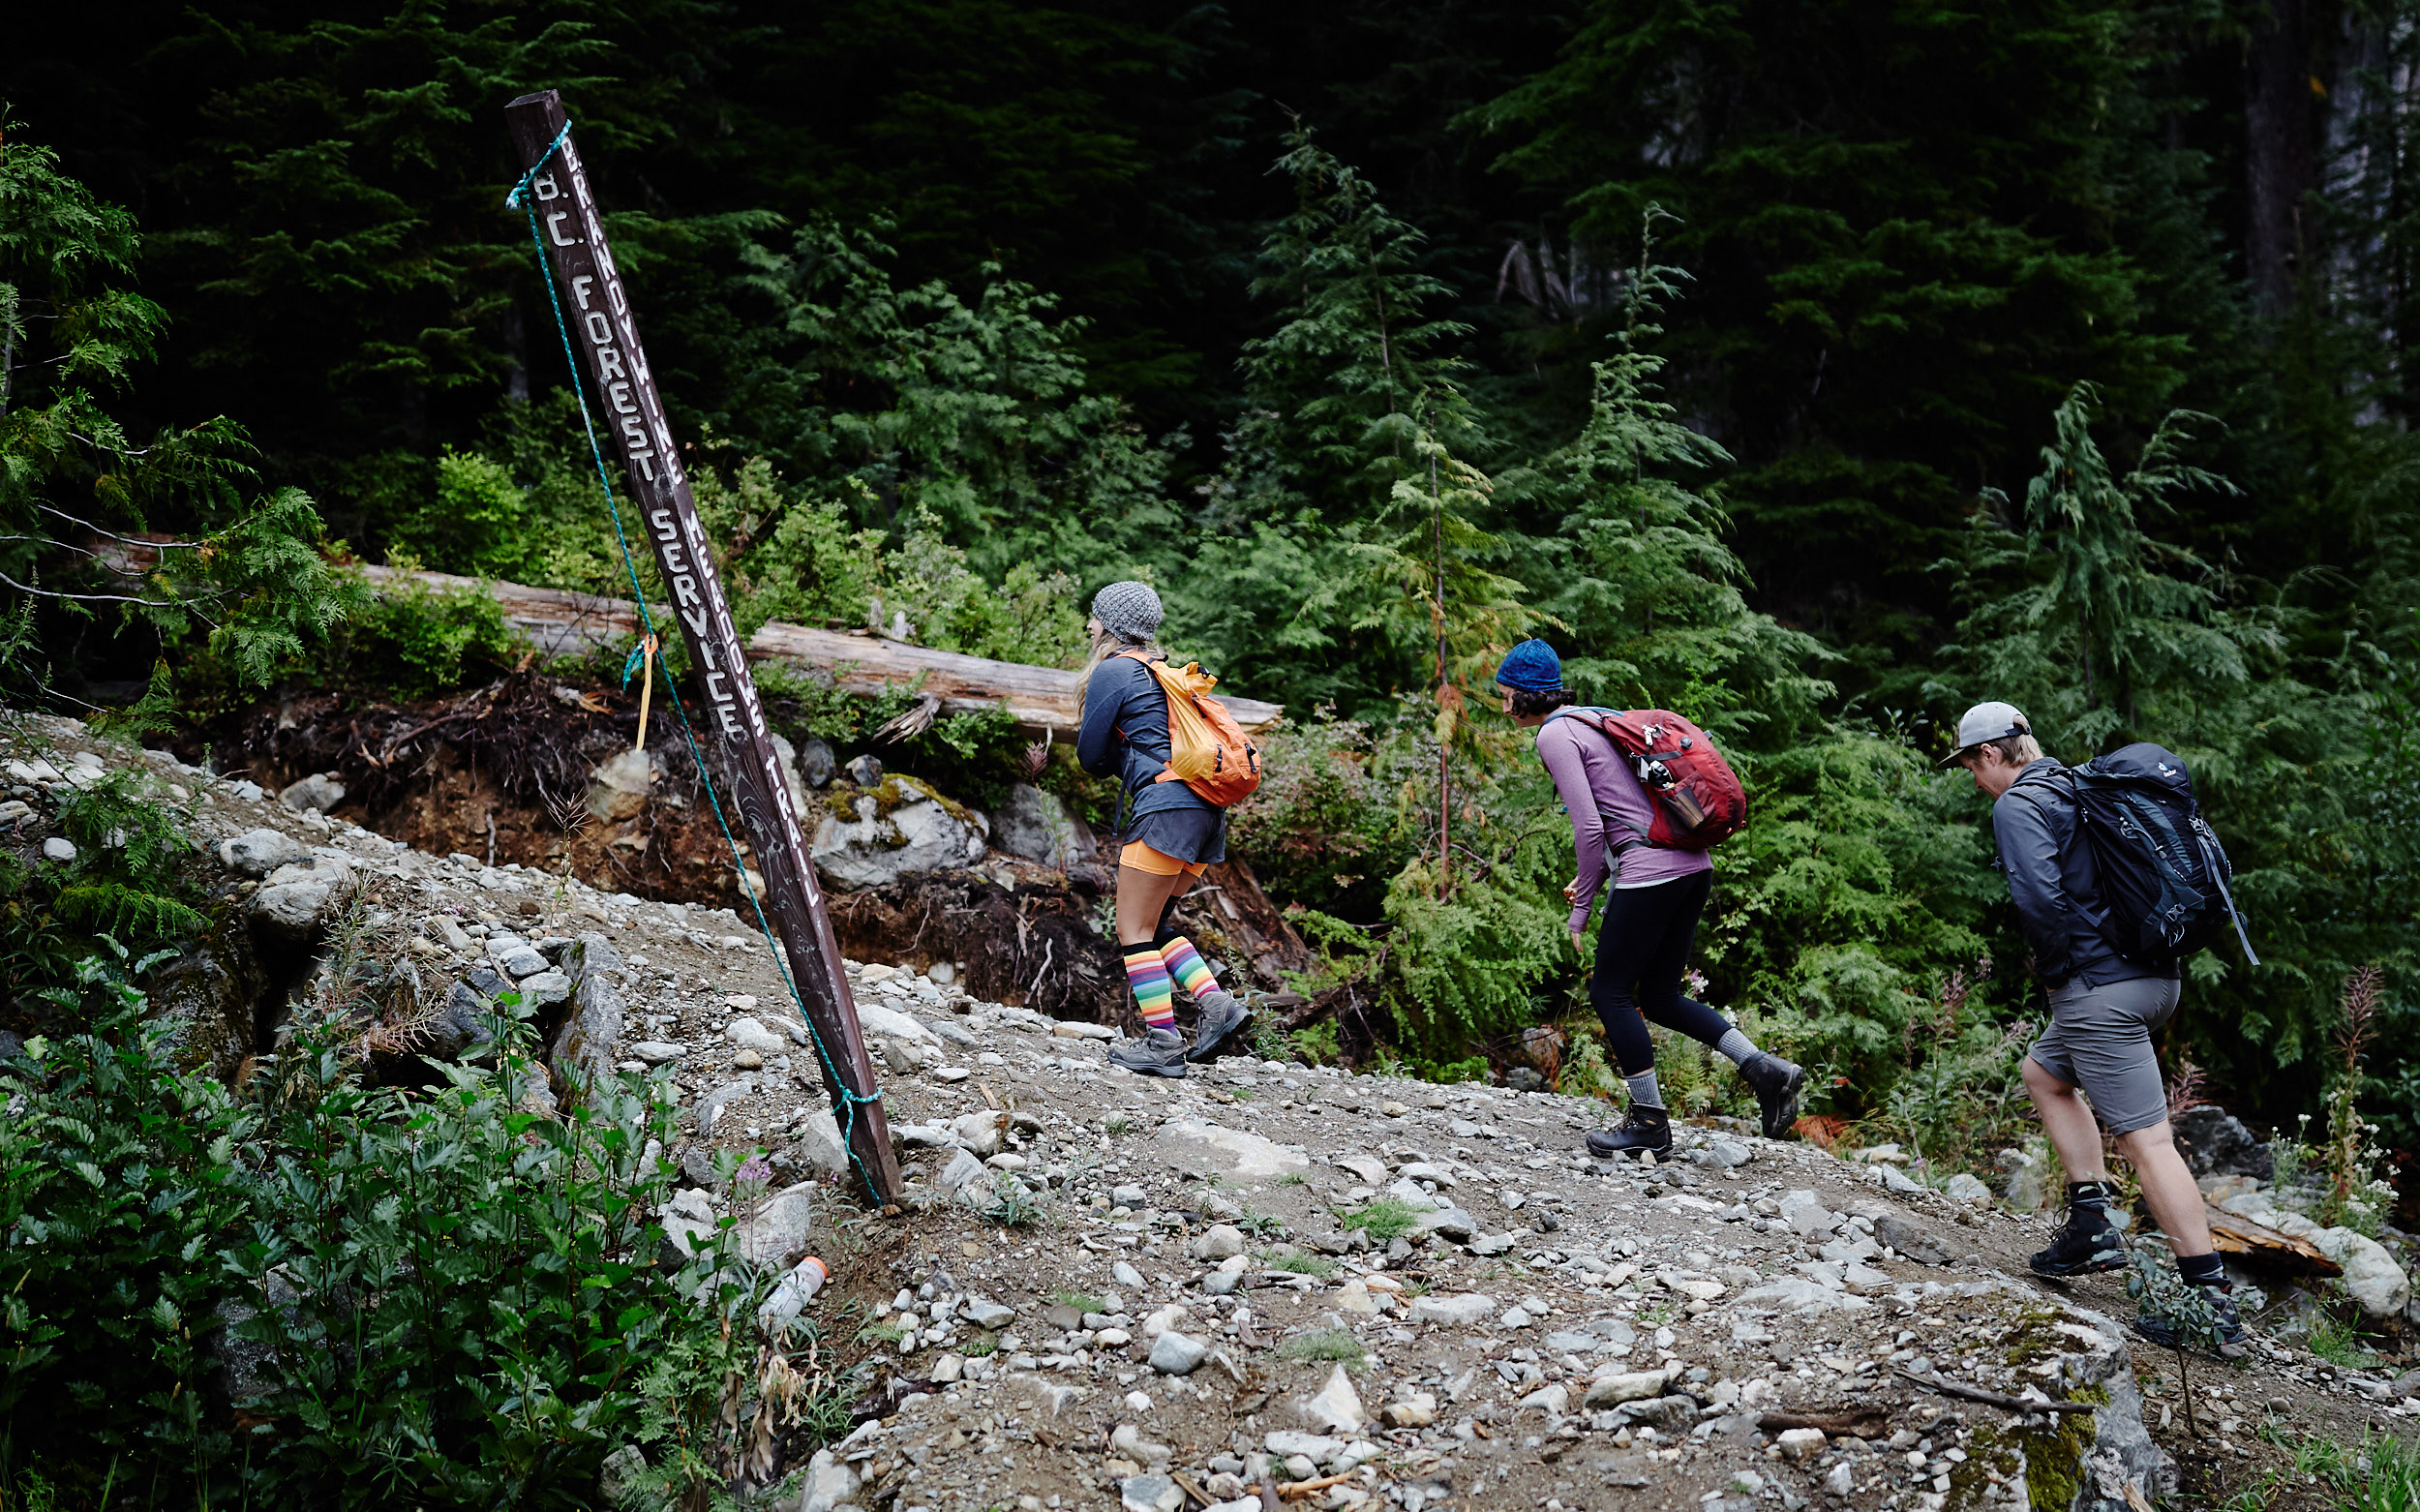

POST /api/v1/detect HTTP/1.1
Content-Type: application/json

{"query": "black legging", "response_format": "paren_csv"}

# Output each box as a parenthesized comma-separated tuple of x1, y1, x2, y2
(1590, 870, 1735, 1074)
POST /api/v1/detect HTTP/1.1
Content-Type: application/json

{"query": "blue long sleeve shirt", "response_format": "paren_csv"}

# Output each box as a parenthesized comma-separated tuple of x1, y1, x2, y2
(1075, 653, 1218, 824)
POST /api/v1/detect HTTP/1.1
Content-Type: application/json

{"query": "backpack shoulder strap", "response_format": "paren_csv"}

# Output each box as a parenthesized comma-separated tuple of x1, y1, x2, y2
(1539, 707, 1646, 853)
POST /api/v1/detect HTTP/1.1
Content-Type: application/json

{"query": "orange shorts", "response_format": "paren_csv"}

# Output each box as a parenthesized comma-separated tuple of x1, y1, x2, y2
(1120, 841, 1208, 878)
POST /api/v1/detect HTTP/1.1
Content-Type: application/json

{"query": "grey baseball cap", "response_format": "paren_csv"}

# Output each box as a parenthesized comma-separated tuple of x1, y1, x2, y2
(1938, 701, 2033, 767)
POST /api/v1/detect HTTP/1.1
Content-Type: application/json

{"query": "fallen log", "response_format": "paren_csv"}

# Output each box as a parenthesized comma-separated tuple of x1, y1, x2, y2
(2202, 1204, 2343, 1276)
(352, 563, 1286, 737)
(358, 563, 641, 660)
(745, 620, 1284, 737)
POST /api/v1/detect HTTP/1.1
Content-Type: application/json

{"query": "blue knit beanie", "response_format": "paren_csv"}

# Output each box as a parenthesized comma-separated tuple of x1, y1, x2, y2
(1494, 639, 1563, 692)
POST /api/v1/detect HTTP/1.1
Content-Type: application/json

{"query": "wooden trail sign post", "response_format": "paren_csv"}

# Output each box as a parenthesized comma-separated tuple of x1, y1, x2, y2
(505, 90, 901, 1204)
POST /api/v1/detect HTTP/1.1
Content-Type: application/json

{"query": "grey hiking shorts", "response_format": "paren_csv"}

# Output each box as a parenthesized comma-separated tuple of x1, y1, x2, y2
(2027, 975, 2183, 1136)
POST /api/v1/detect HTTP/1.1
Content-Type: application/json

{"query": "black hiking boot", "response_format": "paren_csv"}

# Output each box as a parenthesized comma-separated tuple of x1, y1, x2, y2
(1107, 1027, 1190, 1078)
(1186, 990, 1255, 1063)
(2134, 1280, 2252, 1359)
(1738, 1051, 1805, 1140)
(2029, 1181, 2128, 1276)
(1586, 1104, 1673, 1160)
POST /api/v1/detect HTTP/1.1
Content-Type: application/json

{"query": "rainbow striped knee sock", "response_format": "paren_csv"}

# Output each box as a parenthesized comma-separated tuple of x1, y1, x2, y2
(1125, 945, 1175, 1032)
(1160, 935, 1219, 998)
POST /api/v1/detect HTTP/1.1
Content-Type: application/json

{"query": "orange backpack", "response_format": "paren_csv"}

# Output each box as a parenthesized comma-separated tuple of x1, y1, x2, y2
(1115, 650, 1264, 807)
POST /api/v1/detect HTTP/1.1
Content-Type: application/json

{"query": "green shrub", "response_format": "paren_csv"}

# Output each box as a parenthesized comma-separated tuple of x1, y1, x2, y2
(1277, 1326, 1364, 1367)
(1, 953, 820, 1508)
(0, 770, 213, 1006)
(0, 955, 254, 1497)
(340, 566, 526, 700)
(1335, 1197, 1422, 1243)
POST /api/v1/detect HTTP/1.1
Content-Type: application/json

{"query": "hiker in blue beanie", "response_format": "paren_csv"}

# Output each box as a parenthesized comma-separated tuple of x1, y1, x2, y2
(1496, 639, 1802, 1156)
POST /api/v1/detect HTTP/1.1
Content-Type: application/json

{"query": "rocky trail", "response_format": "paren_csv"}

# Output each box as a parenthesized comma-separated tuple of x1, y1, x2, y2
(3, 713, 2415, 1512)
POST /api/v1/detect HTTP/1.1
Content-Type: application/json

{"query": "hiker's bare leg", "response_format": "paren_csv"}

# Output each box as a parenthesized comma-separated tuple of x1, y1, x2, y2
(2114, 1121, 2215, 1254)
(1116, 863, 1191, 948)
(2024, 1055, 2108, 1182)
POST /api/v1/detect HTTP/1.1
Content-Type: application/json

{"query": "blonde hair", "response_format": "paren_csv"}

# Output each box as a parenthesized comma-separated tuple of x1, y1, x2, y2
(1980, 732, 2043, 766)
(1075, 623, 1157, 721)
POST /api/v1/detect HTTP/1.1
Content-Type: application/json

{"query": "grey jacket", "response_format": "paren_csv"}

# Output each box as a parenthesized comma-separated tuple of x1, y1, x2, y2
(1991, 757, 2175, 990)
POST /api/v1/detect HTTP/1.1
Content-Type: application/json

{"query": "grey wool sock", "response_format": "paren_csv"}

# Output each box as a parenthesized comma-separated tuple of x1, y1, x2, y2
(1714, 1027, 1759, 1066)
(1623, 1070, 1665, 1110)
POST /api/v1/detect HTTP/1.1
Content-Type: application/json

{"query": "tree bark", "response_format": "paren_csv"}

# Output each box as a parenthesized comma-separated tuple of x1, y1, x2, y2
(2244, 0, 2323, 316)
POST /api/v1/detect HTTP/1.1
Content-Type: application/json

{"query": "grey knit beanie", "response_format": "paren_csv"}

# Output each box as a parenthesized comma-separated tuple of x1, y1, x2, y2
(1090, 580, 1164, 645)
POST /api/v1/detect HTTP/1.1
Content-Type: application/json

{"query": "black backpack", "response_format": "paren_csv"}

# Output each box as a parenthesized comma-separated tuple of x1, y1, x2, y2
(2070, 742, 2259, 968)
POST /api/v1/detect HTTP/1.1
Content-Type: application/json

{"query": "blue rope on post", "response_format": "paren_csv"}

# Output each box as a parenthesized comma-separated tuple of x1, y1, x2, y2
(508, 135, 888, 1205)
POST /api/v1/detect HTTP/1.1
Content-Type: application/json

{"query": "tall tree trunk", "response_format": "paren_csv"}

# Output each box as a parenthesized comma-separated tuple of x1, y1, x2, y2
(2245, 0, 2321, 317)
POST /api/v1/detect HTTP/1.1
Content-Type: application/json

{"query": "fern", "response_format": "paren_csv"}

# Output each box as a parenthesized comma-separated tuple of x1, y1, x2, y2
(50, 883, 207, 943)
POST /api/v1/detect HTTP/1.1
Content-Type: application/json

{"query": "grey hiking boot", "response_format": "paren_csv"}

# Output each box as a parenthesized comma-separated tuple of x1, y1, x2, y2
(1738, 1051, 1805, 1139)
(1107, 1027, 1189, 1078)
(1186, 989, 1255, 1063)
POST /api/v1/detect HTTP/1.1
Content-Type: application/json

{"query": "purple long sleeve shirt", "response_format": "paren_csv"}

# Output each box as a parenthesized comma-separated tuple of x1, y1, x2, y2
(1536, 714, 1711, 932)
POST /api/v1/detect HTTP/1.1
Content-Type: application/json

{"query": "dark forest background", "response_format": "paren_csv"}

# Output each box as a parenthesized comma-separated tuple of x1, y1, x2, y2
(4, 1, 2416, 1189)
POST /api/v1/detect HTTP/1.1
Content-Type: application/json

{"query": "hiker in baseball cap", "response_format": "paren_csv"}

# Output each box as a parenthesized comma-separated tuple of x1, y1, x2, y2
(1938, 701, 2037, 769)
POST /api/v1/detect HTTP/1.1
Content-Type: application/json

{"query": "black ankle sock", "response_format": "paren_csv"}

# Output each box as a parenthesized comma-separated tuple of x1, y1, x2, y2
(2065, 1179, 2114, 1206)
(2178, 1252, 2226, 1286)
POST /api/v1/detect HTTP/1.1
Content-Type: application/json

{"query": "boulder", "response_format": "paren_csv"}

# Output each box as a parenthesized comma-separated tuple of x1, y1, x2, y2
(249, 854, 356, 940)
(2001, 1147, 2055, 1213)
(144, 929, 269, 1083)
(769, 734, 818, 820)
(1946, 1172, 1992, 1204)
(793, 1109, 851, 1177)
(2306, 1225, 2410, 1322)
(548, 934, 626, 1101)
(951, 1110, 1008, 1156)
(1148, 1330, 1210, 1375)
(1121, 1475, 1183, 1512)
(416, 977, 505, 1064)
(1300, 1364, 1364, 1432)
(797, 1449, 859, 1512)
(516, 969, 572, 1011)
(795, 737, 836, 789)
(726, 1016, 785, 1055)
(809, 775, 989, 889)
(1414, 1207, 1479, 1244)
(278, 772, 346, 814)
(2172, 1106, 2271, 1179)
(1778, 1190, 1838, 1237)
(1873, 1214, 1955, 1266)
(1777, 1427, 1828, 1462)
(1583, 1368, 1672, 1408)
(993, 783, 1097, 871)
(1732, 1278, 1872, 1314)
(937, 1149, 987, 1190)
(1191, 1225, 1246, 1262)
(1157, 1119, 1312, 1182)
(219, 828, 308, 879)
(588, 749, 653, 823)
(732, 1186, 815, 1270)
(596, 1444, 650, 1510)
(1407, 1292, 1496, 1326)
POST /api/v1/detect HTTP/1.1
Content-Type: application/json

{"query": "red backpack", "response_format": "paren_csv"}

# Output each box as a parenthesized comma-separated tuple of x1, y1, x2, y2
(1548, 708, 1746, 851)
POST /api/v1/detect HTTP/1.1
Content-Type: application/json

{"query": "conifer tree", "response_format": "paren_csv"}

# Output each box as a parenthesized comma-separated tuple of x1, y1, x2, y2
(0, 126, 354, 709)
(1943, 384, 2253, 751)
